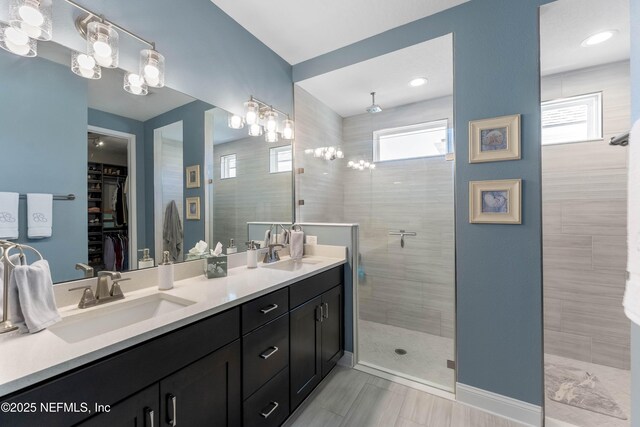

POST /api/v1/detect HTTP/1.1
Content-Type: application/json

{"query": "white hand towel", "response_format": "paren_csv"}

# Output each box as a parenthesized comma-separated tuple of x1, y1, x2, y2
(27, 193, 52, 239)
(290, 230, 304, 260)
(263, 229, 271, 248)
(11, 259, 60, 333)
(0, 192, 19, 240)
(624, 119, 640, 325)
(0, 254, 26, 331)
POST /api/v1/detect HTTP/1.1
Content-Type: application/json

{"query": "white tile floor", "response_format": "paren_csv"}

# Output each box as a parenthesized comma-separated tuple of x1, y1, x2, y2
(544, 353, 631, 427)
(357, 320, 455, 391)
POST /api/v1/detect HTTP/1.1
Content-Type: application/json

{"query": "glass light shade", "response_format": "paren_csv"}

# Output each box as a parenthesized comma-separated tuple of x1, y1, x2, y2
(264, 110, 278, 133)
(314, 148, 323, 158)
(304, 149, 314, 154)
(347, 161, 354, 167)
(71, 51, 101, 79)
(244, 101, 259, 125)
(123, 72, 148, 96)
(9, 0, 52, 41)
(265, 130, 279, 143)
(369, 163, 376, 170)
(228, 114, 245, 129)
(140, 49, 165, 88)
(88, 21, 118, 68)
(336, 150, 344, 158)
(0, 23, 36, 57)
(248, 123, 263, 137)
(281, 119, 295, 140)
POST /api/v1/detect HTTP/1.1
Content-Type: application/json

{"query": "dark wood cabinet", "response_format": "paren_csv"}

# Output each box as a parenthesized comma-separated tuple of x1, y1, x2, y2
(160, 340, 241, 427)
(289, 295, 323, 410)
(78, 385, 159, 427)
(321, 285, 343, 378)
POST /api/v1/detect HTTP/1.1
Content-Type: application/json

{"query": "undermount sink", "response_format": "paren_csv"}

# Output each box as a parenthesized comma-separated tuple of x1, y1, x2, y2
(49, 293, 196, 343)
(262, 257, 323, 271)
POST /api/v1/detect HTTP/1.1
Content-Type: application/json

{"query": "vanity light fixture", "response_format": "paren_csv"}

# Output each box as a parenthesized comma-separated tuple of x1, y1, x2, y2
(348, 160, 375, 171)
(228, 114, 245, 129)
(87, 21, 118, 68)
(282, 119, 295, 140)
(244, 100, 260, 125)
(123, 72, 148, 96)
(581, 30, 617, 47)
(9, 0, 52, 41)
(0, 22, 37, 57)
(71, 51, 101, 79)
(409, 77, 428, 87)
(248, 122, 263, 137)
(140, 48, 165, 87)
(308, 146, 344, 161)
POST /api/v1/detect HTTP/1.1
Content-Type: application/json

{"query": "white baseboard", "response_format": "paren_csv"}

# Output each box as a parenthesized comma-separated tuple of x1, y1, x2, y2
(338, 351, 354, 368)
(456, 383, 543, 427)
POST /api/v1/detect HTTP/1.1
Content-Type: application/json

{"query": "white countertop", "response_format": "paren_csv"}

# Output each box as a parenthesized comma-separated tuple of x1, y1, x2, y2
(0, 253, 346, 397)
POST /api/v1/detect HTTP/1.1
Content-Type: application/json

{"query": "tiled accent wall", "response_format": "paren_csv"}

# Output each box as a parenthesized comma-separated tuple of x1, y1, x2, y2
(294, 86, 345, 223)
(342, 97, 456, 339)
(212, 136, 293, 249)
(542, 61, 631, 369)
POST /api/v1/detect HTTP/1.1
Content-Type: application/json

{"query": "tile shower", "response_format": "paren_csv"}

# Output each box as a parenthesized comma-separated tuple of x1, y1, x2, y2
(295, 85, 456, 391)
(542, 61, 631, 426)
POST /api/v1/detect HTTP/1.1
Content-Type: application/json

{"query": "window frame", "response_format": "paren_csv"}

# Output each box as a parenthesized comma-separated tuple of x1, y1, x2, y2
(541, 91, 603, 146)
(220, 153, 237, 179)
(269, 144, 293, 174)
(373, 119, 450, 163)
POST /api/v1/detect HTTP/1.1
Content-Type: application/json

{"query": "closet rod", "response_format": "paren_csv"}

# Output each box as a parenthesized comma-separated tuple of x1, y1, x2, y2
(18, 194, 76, 201)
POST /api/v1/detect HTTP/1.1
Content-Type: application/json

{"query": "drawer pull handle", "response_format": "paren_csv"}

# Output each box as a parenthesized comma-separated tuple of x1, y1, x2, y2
(166, 394, 177, 427)
(260, 346, 279, 359)
(260, 303, 279, 314)
(144, 407, 154, 427)
(260, 401, 279, 418)
(323, 302, 329, 319)
(316, 305, 323, 322)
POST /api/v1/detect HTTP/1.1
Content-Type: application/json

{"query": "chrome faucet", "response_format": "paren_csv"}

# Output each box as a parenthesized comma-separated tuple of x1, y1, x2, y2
(69, 271, 129, 309)
(263, 244, 285, 264)
(75, 263, 94, 278)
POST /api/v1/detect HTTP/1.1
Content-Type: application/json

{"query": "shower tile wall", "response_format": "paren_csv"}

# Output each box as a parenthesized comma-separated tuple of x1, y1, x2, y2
(542, 61, 630, 369)
(294, 86, 345, 223)
(342, 97, 455, 338)
(213, 136, 292, 247)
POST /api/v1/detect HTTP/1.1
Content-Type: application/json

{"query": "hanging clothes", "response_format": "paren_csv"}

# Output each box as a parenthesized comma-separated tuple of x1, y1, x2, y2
(115, 180, 126, 226)
(104, 236, 116, 271)
(163, 200, 183, 262)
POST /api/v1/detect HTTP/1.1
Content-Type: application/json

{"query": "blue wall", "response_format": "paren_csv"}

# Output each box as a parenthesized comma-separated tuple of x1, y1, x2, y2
(0, 54, 88, 283)
(143, 101, 214, 256)
(293, 0, 553, 406)
(87, 109, 146, 251)
(630, 1, 639, 424)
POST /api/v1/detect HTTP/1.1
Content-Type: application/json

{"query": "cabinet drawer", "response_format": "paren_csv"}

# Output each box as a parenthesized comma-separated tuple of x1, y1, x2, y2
(243, 314, 289, 399)
(243, 368, 289, 427)
(290, 266, 343, 308)
(242, 287, 289, 334)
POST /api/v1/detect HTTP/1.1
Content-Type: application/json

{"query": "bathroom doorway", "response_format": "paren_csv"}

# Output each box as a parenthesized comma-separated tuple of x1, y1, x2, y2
(294, 34, 456, 394)
(540, 1, 631, 426)
(87, 126, 137, 275)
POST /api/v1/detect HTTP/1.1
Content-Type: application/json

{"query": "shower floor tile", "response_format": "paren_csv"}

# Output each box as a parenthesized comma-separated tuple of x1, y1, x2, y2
(545, 353, 630, 427)
(358, 320, 454, 391)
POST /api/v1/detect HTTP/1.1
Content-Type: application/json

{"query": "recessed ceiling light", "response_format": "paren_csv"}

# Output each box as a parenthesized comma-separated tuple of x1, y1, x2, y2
(581, 30, 617, 47)
(409, 77, 428, 87)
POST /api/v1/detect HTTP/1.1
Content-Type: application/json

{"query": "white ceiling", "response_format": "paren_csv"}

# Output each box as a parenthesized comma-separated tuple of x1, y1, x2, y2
(540, 0, 629, 75)
(297, 34, 453, 118)
(210, 0, 469, 64)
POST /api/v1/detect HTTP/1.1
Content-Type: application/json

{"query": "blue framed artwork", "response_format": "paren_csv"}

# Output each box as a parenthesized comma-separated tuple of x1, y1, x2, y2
(469, 179, 522, 224)
(469, 114, 521, 163)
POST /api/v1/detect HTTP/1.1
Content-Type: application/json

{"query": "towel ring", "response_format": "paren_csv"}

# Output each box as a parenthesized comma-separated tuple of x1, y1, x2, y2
(291, 224, 303, 232)
(3, 244, 42, 267)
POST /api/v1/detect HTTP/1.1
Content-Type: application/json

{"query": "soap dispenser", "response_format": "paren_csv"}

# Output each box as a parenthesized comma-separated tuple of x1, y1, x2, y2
(158, 251, 174, 290)
(246, 241, 258, 268)
(138, 248, 154, 269)
(227, 238, 238, 254)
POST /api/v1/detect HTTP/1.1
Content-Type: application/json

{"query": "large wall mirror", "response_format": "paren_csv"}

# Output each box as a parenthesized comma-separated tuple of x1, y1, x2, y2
(0, 33, 293, 284)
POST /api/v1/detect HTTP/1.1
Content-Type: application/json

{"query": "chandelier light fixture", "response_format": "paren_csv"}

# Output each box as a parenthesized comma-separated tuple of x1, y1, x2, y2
(348, 160, 376, 171)
(304, 146, 344, 161)
(231, 96, 295, 143)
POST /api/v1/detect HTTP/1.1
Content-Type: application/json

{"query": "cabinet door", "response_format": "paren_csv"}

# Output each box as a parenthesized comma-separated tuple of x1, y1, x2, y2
(78, 384, 159, 427)
(321, 285, 343, 378)
(160, 340, 241, 427)
(289, 295, 322, 410)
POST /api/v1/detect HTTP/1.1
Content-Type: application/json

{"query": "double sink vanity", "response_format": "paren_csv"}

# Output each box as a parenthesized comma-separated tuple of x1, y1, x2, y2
(0, 247, 347, 427)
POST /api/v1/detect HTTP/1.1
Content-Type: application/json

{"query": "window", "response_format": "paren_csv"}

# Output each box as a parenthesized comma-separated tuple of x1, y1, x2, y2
(270, 145, 292, 173)
(373, 120, 448, 162)
(220, 154, 236, 179)
(541, 92, 602, 145)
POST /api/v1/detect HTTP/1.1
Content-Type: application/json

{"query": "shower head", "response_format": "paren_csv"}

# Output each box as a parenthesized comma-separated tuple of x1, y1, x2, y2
(366, 92, 382, 114)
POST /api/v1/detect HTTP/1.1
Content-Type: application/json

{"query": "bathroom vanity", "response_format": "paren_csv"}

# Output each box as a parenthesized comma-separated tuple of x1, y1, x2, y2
(0, 254, 346, 427)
